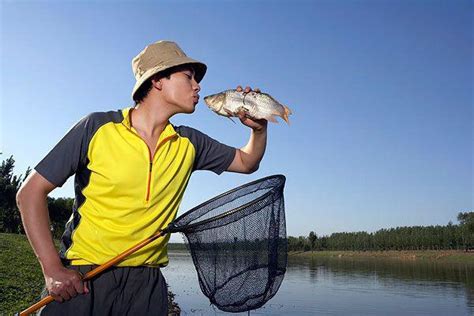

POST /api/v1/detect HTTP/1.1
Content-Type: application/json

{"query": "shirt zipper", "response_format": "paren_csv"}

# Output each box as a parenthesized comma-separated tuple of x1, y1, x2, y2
(145, 150, 153, 202)
(145, 134, 177, 202)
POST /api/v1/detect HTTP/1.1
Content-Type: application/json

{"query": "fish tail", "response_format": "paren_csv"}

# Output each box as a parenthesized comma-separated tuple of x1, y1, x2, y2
(283, 105, 292, 125)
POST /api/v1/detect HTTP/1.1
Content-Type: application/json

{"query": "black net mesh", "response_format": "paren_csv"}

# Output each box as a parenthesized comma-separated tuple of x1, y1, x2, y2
(168, 175, 287, 313)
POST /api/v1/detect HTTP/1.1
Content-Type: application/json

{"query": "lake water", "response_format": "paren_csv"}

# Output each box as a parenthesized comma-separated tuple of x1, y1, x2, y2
(162, 251, 474, 315)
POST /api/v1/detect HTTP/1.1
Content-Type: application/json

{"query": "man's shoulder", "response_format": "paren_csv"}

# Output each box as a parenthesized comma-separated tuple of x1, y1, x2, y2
(82, 109, 124, 126)
(174, 125, 206, 138)
(173, 125, 214, 151)
(66, 109, 125, 140)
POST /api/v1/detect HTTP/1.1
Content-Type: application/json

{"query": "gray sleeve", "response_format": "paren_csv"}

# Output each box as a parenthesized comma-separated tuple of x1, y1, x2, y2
(35, 115, 92, 187)
(178, 126, 236, 175)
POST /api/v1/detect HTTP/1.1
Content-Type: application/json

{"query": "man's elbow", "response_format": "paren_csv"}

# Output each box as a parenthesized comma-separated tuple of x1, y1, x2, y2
(245, 163, 260, 174)
(16, 182, 37, 214)
(16, 184, 28, 212)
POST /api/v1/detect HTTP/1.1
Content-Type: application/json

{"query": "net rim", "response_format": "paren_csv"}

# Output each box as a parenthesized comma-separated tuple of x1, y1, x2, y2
(167, 174, 286, 233)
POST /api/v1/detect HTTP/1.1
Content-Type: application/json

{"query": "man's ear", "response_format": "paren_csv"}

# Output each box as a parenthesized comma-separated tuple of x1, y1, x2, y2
(151, 77, 162, 90)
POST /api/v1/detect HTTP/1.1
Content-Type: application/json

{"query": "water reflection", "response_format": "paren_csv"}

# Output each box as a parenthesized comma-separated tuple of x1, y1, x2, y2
(290, 255, 474, 315)
(291, 255, 473, 287)
(163, 252, 474, 315)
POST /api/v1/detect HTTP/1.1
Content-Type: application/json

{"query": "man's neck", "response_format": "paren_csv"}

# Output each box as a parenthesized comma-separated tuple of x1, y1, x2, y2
(131, 100, 170, 138)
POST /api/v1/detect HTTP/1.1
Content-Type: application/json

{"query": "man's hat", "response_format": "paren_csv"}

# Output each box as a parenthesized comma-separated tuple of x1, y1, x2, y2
(131, 40, 207, 100)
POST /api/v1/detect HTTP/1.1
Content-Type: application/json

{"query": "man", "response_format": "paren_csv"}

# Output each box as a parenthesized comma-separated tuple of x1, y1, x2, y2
(16, 40, 267, 315)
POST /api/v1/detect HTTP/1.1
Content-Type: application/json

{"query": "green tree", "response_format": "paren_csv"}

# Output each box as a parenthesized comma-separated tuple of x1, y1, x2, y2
(308, 231, 317, 252)
(0, 156, 30, 233)
(47, 197, 74, 239)
(457, 211, 474, 251)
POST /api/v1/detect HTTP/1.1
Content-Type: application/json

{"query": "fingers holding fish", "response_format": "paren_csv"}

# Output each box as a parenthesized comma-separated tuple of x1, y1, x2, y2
(237, 110, 268, 132)
(236, 85, 260, 94)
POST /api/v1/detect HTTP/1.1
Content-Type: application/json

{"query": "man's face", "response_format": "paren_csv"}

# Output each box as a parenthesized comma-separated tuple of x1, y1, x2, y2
(160, 66, 201, 114)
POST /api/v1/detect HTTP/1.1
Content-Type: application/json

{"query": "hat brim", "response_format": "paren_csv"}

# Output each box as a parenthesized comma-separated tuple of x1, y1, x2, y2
(132, 56, 207, 101)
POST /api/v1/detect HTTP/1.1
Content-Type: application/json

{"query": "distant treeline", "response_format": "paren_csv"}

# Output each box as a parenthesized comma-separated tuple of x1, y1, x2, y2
(1, 155, 473, 251)
(289, 214, 474, 252)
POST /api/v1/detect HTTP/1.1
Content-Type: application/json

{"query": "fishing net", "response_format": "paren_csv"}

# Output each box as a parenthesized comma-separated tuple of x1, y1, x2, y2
(20, 175, 287, 315)
(167, 174, 287, 313)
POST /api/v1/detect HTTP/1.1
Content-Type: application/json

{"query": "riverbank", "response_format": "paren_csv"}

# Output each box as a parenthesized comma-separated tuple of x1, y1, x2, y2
(289, 250, 474, 264)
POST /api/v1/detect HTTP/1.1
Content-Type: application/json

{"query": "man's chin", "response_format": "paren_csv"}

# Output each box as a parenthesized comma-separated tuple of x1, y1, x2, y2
(183, 107, 196, 114)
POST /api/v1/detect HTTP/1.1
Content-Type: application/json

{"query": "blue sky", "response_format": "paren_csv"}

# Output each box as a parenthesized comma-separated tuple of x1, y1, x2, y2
(1, 0, 472, 240)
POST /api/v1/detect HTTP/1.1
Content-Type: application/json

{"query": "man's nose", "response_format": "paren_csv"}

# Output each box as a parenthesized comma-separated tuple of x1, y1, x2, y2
(193, 81, 201, 92)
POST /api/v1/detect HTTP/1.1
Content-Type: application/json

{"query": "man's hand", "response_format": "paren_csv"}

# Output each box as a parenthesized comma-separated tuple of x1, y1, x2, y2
(44, 265, 89, 302)
(235, 85, 268, 132)
(227, 85, 268, 174)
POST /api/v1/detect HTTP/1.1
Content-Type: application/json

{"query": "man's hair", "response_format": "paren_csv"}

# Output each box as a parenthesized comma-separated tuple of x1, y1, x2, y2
(133, 64, 196, 105)
(133, 72, 169, 105)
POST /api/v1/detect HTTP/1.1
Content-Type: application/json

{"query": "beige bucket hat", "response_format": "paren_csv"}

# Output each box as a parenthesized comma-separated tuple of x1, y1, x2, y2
(131, 40, 207, 100)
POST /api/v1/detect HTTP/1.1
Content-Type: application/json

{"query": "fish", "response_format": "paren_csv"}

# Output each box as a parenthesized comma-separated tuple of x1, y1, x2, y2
(203, 89, 292, 124)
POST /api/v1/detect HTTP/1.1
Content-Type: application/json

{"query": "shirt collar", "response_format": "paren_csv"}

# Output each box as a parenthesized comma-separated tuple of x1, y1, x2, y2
(121, 107, 177, 139)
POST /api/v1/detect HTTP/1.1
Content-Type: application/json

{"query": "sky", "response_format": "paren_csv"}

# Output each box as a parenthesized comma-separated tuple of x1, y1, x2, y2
(1, 0, 472, 241)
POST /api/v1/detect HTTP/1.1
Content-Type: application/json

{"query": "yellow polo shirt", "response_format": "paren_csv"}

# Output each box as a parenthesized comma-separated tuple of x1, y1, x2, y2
(35, 107, 235, 267)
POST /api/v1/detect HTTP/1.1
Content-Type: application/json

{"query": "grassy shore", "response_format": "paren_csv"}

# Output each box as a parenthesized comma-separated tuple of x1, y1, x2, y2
(0, 233, 45, 314)
(0, 233, 180, 315)
(289, 249, 474, 264)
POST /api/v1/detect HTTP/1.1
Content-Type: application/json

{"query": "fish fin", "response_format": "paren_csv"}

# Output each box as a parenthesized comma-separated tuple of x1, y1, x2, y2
(222, 108, 237, 123)
(224, 108, 235, 117)
(267, 115, 279, 123)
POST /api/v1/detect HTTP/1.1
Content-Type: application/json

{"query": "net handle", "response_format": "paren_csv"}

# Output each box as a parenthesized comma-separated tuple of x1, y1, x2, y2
(18, 229, 167, 316)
